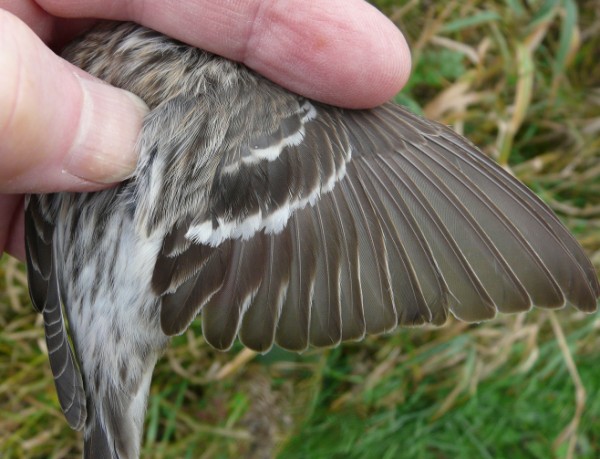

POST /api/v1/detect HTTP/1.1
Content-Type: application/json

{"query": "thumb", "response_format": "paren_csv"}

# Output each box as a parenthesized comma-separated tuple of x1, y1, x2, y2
(0, 10, 148, 194)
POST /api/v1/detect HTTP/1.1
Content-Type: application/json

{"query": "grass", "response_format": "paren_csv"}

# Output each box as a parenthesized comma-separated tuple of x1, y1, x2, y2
(1, 1, 600, 458)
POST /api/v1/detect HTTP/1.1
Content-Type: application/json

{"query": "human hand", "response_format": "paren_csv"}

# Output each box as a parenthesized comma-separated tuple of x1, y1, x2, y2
(0, 0, 411, 260)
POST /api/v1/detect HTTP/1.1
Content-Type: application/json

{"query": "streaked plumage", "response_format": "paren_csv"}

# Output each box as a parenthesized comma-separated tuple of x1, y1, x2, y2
(25, 22, 599, 458)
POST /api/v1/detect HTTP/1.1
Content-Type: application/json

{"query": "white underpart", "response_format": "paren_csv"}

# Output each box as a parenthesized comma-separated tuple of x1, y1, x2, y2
(136, 154, 165, 232)
(62, 207, 167, 397)
(128, 367, 154, 451)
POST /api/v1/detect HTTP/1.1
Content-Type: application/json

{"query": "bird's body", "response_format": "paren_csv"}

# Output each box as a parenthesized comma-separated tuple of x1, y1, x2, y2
(25, 22, 599, 458)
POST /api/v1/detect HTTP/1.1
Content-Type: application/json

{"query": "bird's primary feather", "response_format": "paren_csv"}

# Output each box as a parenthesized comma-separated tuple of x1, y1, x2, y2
(25, 21, 599, 458)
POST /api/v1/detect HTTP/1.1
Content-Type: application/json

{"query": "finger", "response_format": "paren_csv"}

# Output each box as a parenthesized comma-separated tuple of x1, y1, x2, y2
(0, 11, 148, 194)
(37, 0, 411, 108)
(0, 1, 95, 46)
(0, 194, 25, 260)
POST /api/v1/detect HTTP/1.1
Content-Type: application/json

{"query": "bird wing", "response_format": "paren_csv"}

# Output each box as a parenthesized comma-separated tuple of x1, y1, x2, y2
(25, 195, 87, 429)
(152, 99, 599, 353)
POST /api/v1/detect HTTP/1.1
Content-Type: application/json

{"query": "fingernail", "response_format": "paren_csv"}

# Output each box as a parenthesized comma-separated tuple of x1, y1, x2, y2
(65, 74, 149, 184)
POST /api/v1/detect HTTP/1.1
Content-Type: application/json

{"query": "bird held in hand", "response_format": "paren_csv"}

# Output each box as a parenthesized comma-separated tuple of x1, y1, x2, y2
(25, 21, 599, 459)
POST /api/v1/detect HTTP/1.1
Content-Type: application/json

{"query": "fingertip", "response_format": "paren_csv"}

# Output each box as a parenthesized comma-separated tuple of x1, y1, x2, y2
(365, 14, 412, 107)
(323, 8, 412, 108)
(65, 74, 149, 184)
(0, 195, 25, 262)
(0, 11, 148, 193)
(244, 0, 412, 108)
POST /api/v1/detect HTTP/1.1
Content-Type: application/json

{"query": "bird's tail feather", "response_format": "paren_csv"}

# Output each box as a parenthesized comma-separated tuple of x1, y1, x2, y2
(84, 409, 115, 459)
(83, 369, 154, 459)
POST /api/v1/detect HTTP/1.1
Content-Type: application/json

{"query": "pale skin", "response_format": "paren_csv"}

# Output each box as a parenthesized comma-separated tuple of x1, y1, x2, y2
(0, 0, 411, 260)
